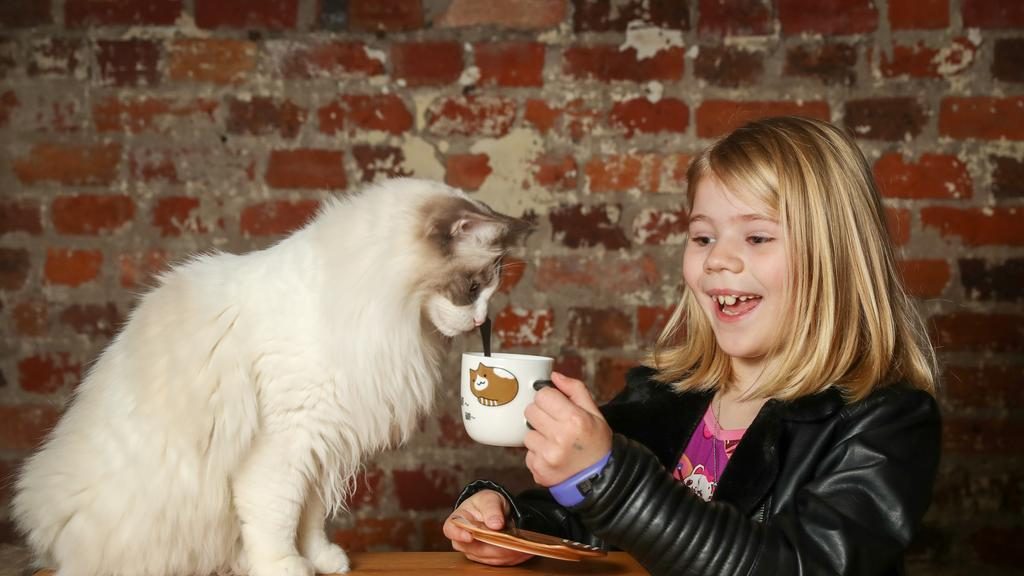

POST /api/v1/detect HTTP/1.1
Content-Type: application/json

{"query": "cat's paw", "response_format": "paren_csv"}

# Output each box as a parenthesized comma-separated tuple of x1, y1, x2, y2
(250, 555, 314, 576)
(307, 542, 350, 574)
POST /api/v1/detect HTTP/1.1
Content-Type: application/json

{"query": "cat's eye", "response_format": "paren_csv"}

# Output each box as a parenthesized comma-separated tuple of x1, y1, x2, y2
(468, 280, 481, 297)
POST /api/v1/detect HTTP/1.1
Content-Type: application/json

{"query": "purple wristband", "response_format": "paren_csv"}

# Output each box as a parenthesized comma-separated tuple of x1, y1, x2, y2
(548, 451, 611, 507)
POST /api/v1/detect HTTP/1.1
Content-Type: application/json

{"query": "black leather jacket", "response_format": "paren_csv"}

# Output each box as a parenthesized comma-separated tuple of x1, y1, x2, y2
(460, 366, 941, 575)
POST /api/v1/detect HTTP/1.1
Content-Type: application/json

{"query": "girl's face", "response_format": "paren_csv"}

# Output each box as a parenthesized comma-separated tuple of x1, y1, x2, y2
(683, 176, 789, 378)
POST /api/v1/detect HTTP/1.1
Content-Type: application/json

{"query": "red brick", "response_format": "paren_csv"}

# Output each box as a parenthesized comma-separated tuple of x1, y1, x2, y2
(879, 38, 978, 79)
(531, 154, 577, 191)
(129, 148, 178, 183)
(44, 248, 102, 287)
(525, 99, 561, 133)
(584, 154, 661, 193)
(991, 156, 1024, 198)
(940, 97, 1024, 140)
(195, 0, 299, 30)
(778, 0, 878, 34)
(887, 207, 911, 246)
(658, 153, 692, 193)
(595, 356, 636, 402)
(153, 197, 212, 237)
(94, 96, 218, 134)
(437, 412, 474, 448)
(844, 97, 927, 141)
(696, 100, 830, 138)
(226, 96, 306, 138)
(921, 206, 1024, 246)
(279, 41, 385, 79)
(0, 248, 30, 290)
(68, 0, 180, 26)
(392, 467, 460, 511)
(554, 353, 585, 380)
(331, 518, 416, 552)
(27, 38, 83, 77)
(352, 145, 410, 183)
(943, 364, 1024, 411)
(961, 0, 1024, 29)
(266, 149, 346, 190)
(898, 259, 950, 298)
(943, 418, 1024, 455)
(96, 39, 160, 86)
(889, 0, 948, 29)
(12, 299, 47, 337)
(0, 405, 60, 451)
(1, 199, 43, 235)
(574, 0, 689, 32)
(609, 98, 688, 137)
(118, 250, 169, 289)
(240, 200, 320, 237)
(874, 153, 972, 199)
(168, 39, 256, 84)
(699, 0, 772, 35)
(59, 303, 121, 338)
(391, 42, 462, 87)
(0, 0, 52, 27)
(993, 38, 1024, 83)
(550, 204, 629, 249)
(493, 306, 554, 347)
(14, 143, 121, 186)
(567, 307, 632, 349)
(785, 43, 857, 86)
(931, 312, 1023, 352)
(438, 0, 568, 29)
(960, 258, 1024, 301)
(498, 256, 526, 293)
(562, 45, 684, 82)
(634, 207, 688, 245)
(349, 0, 423, 31)
(52, 195, 135, 235)
(426, 95, 516, 137)
(694, 45, 764, 88)
(0, 40, 16, 79)
(317, 100, 345, 135)
(342, 94, 413, 134)
(475, 42, 545, 87)
(0, 90, 16, 128)
(25, 97, 87, 134)
(638, 304, 675, 342)
(564, 99, 602, 142)
(346, 468, 385, 511)
(445, 154, 492, 191)
(535, 255, 659, 294)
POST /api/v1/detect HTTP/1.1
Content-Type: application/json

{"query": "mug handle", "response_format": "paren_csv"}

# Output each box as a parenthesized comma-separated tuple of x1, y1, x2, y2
(525, 379, 555, 431)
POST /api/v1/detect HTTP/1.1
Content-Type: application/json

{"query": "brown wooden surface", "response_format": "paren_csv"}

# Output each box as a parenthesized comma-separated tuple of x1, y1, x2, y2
(32, 551, 647, 575)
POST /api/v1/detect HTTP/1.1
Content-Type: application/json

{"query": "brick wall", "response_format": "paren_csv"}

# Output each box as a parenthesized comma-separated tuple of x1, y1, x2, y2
(1, 0, 1022, 572)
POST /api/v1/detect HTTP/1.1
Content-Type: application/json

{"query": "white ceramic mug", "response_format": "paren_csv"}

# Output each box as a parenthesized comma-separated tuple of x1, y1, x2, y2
(460, 352, 554, 447)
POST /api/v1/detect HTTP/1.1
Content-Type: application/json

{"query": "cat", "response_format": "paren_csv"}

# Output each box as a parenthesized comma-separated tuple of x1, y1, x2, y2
(12, 178, 530, 576)
(469, 363, 519, 406)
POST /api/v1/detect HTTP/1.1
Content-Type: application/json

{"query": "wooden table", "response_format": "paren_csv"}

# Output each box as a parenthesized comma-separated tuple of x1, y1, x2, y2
(34, 552, 648, 575)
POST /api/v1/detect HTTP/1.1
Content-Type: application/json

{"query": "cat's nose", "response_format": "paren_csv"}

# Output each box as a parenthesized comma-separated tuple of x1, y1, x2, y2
(474, 318, 485, 327)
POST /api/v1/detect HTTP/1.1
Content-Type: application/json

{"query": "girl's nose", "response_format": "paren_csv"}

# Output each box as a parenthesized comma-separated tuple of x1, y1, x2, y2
(704, 243, 742, 273)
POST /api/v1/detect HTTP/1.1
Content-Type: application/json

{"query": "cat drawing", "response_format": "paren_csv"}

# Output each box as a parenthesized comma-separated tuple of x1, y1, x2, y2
(469, 363, 519, 406)
(12, 178, 530, 576)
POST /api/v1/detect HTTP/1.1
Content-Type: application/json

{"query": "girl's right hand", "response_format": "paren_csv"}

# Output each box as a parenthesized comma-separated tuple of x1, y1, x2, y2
(442, 489, 534, 566)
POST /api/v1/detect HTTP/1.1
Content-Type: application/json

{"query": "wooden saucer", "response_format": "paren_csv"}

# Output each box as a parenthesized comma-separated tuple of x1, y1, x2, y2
(450, 515, 606, 562)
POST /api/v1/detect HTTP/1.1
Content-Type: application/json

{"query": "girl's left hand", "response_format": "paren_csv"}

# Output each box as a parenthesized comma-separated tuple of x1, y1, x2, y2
(523, 371, 613, 487)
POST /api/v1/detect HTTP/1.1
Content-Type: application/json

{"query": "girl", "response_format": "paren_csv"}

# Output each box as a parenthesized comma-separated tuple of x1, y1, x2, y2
(442, 116, 941, 575)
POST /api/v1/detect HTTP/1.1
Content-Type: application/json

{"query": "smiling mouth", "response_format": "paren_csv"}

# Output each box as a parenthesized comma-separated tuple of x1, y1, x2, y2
(713, 294, 762, 316)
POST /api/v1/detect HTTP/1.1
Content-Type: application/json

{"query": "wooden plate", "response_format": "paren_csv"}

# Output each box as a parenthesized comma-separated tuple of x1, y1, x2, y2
(450, 515, 606, 562)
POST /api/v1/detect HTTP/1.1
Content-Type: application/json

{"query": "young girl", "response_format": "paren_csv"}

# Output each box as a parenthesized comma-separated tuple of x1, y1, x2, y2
(442, 116, 941, 575)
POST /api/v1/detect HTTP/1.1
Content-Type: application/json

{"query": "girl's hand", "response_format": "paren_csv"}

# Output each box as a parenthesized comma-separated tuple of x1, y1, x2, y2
(442, 490, 534, 566)
(523, 371, 613, 487)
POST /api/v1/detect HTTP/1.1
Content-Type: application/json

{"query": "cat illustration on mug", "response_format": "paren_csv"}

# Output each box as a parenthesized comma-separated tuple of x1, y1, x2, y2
(469, 363, 519, 406)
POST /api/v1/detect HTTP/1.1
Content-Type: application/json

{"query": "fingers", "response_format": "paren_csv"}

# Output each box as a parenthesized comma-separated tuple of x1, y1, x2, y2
(550, 371, 602, 415)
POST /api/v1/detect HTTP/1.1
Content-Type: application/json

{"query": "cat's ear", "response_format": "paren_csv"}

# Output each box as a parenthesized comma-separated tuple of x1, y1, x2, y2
(450, 211, 533, 250)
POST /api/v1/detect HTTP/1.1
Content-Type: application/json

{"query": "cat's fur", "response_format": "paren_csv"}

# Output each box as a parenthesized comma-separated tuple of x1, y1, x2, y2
(12, 178, 530, 576)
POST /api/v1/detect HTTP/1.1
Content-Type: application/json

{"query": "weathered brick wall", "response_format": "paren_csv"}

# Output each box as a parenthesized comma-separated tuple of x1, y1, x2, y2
(1, 0, 1021, 573)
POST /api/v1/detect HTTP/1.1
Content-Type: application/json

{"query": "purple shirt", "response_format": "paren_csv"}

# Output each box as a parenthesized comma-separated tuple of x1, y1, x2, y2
(673, 404, 746, 501)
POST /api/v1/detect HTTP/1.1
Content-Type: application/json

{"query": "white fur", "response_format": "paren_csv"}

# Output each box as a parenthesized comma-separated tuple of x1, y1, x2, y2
(12, 179, 505, 576)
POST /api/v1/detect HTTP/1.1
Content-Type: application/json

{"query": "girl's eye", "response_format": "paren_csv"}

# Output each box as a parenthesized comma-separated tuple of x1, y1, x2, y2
(748, 235, 774, 245)
(690, 235, 713, 247)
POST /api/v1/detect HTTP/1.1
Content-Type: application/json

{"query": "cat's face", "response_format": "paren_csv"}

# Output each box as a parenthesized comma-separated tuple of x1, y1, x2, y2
(418, 191, 530, 337)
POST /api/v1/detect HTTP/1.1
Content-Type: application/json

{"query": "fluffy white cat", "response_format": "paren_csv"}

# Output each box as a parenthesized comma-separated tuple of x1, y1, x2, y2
(12, 178, 529, 576)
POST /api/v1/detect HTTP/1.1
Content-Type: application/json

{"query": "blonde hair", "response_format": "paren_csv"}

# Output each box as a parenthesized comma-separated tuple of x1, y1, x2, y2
(648, 116, 936, 401)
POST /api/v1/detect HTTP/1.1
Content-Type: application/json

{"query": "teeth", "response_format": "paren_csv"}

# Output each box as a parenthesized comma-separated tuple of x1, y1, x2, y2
(715, 294, 757, 306)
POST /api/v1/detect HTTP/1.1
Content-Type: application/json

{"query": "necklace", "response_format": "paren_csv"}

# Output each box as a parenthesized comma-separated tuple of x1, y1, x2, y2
(711, 391, 724, 494)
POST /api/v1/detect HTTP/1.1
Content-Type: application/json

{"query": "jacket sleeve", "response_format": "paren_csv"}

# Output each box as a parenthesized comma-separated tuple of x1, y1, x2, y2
(570, 388, 941, 576)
